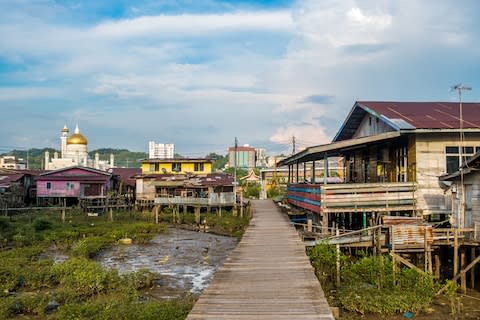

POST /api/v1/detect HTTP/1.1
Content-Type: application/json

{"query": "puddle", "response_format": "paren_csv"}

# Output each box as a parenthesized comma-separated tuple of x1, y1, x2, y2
(95, 228, 238, 298)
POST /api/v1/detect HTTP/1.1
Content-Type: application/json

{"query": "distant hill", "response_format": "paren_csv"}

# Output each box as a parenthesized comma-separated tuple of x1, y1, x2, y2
(88, 148, 147, 168)
(1, 148, 147, 169)
(1, 148, 229, 170)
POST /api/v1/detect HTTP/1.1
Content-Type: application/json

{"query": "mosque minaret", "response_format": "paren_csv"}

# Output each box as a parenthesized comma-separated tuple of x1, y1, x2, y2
(44, 124, 114, 171)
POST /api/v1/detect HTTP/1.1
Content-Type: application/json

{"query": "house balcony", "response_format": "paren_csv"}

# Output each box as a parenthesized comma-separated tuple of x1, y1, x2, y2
(154, 192, 235, 206)
(287, 182, 417, 214)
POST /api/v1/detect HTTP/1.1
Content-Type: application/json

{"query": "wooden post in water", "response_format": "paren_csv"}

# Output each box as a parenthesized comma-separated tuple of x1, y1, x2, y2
(461, 251, 467, 293)
(471, 248, 476, 289)
(376, 227, 382, 256)
(454, 229, 459, 280)
(240, 192, 244, 218)
(322, 212, 329, 235)
(391, 226, 396, 285)
(336, 228, 341, 287)
(435, 254, 441, 279)
(194, 206, 201, 224)
(424, 229, 428, 272)
(61, 198, 66, 223)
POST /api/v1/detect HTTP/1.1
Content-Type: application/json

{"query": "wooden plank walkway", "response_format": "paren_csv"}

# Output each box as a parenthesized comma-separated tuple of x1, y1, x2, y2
(187, 200, 334, 320)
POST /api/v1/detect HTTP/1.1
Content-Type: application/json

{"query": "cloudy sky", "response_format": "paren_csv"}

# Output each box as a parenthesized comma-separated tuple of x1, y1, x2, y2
(1, 0, 480, 156)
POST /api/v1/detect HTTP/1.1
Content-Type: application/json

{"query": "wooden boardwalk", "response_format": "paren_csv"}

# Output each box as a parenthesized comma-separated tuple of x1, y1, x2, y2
(187, 200, 334, 320)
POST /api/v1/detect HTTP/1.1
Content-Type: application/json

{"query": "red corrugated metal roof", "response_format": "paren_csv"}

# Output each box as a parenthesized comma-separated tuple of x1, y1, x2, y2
(139, 173, 234, 186)
(36, 175, 109, 182)
(358, 101, 480, 129)
(0, 173, 25, 187)
(109, 168, 141, 187)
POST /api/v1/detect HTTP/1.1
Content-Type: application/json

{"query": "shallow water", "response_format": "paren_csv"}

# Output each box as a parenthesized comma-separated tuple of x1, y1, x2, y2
(95, 228, 238, 298)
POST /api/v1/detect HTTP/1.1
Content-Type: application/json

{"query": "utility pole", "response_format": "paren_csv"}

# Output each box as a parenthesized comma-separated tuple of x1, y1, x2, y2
(234, 137, 238, 207)
(451, 83, 472, 228)
(292, 136, 296, 155)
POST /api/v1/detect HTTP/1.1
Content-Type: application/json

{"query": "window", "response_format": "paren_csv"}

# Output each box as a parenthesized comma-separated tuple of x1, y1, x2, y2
(172, 163, 182, 172)
(194, 163, 204, 171)
(446, 156, 459, 175)
(65, 182, 74, 190)
(445, 146, 476, 174)
(149, 163, 159, 172)
(46, 182, 51, 189)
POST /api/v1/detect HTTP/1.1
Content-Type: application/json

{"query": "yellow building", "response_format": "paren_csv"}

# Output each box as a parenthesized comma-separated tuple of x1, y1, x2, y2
(141, 158, 213, 175)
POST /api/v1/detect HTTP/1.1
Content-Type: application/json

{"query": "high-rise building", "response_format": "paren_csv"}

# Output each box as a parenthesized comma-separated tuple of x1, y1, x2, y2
(255, 148, 267, 168)
(228, 145, 256, 169)
(148, 141, 174, 159)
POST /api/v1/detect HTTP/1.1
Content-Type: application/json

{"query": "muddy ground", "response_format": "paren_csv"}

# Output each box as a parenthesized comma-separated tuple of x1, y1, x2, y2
(95, 228, 238, 299)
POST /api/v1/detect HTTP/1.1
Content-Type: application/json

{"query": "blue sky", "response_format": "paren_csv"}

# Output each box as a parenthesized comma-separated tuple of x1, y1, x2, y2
(1, 0, 480, 157)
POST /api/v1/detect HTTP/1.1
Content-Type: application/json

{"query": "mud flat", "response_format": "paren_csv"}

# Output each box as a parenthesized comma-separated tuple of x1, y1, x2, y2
(96, 228, 238, 298)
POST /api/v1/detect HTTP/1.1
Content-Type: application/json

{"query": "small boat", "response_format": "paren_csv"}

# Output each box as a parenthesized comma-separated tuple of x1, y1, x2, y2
(118, 238, 132, 245)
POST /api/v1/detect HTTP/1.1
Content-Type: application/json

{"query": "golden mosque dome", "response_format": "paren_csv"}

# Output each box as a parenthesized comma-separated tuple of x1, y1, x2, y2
(67, 133, 88, 145)
(66, 124, 88, 145)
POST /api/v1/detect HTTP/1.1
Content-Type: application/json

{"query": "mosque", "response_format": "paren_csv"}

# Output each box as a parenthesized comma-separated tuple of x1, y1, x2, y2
(44, 124, 114, 171)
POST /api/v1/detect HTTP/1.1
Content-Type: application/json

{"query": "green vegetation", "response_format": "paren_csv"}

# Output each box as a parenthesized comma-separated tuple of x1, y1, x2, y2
(157, 207, 251, 239)
(307, 243, 437, 316)
(89, 148, 147, 168)
(0, 208, 249, 319)
(205, 152, 228, 171)
(0, 210, 195, 319)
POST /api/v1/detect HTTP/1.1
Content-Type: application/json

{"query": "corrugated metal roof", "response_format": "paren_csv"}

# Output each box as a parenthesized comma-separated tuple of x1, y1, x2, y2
(138, 173, 234, 186)
(391, 225, 433, 246)
(359, 101, 480, 129)
(0, 173, 25, 188)
(108, 168, 141, 187)
(335, 101, 480, 141)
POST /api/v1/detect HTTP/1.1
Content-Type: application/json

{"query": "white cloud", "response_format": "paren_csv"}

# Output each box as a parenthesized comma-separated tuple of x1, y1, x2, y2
(0, 0, 479, 154)
(91, 11, 294, 39)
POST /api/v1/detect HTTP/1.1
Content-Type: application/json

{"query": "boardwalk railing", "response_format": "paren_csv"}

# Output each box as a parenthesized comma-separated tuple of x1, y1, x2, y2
(288, 182, 416, 214)
(154, 192, 235, 206)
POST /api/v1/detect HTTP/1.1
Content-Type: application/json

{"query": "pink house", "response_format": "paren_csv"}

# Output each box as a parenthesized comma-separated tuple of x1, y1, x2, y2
(36, 166, 111, 201)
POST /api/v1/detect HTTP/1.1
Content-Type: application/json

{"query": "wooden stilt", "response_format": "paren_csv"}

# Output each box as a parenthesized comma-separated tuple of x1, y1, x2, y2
(240, 192, 244, 218)
(471, 247, 476, 289)
(461, 251, 467, 294)
(61, 198, 66, 223)
(424, 230, 428, 272)
(336, 228, 341, 287)
(435, 254, 441, 279)
(391, 226, 396, 285)
(194, 207, 201, 224)
(155, 205, 159, 224)
(454, 229, 459, 279)
(322, 212, 329, 235)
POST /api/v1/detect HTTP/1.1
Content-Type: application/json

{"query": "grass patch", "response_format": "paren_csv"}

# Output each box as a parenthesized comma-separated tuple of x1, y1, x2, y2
(307, 243, 437, 316)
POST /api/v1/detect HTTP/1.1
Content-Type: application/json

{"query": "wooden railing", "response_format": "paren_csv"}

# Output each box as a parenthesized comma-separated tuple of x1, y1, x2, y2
(287, 182, 417, 214)
(154, 192, 235, 206)
(321, 182, 416, 213)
